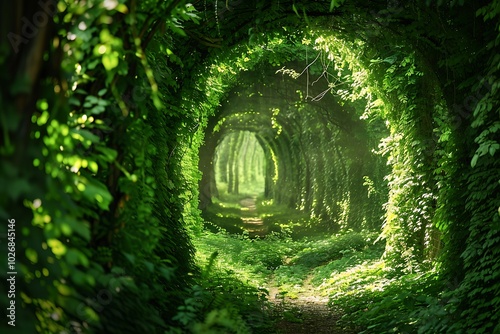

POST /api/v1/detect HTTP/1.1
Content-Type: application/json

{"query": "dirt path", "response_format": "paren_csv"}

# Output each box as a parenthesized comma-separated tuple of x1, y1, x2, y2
(238, 197, 350, 333)
(239, 197, 267, 238)
(268, 277, 348, 334)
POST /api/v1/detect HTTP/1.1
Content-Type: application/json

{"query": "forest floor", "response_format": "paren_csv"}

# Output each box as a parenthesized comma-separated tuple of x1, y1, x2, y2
(239, 197, 267, 238)
(196, 194, 384, 333)
(196, 194, 444, 334)
(238, 197, 350, 334)
(267, 276, 348, 333)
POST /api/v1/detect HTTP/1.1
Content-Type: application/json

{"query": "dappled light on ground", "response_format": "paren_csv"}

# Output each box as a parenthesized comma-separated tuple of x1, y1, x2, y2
(270, 290, 345, 334)
(198, 194, 384, 332)
(240, 197, 267, 238)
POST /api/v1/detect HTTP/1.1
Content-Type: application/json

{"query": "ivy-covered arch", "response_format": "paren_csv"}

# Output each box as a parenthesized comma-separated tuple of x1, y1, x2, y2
(184, 19, 448, 257)
(182, 5, 500, 330)
(195, 50, 379, 227)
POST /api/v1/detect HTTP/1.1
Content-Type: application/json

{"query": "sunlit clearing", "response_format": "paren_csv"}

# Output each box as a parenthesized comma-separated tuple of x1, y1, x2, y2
(214, 131, 266, 198)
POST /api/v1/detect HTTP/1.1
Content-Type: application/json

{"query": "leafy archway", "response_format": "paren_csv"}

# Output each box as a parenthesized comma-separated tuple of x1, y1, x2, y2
(191, 25, 444, 259)
(181, 2, 500, 331)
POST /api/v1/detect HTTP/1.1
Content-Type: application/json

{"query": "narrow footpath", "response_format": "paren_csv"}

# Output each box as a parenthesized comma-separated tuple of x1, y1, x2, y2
(268, 280, 346, 334)
(238, 197, 350, 334)
(239, 197, 267, 238)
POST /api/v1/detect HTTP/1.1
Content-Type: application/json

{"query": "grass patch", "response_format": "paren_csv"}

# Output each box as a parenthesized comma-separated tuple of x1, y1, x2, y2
(255, 198, 317, 237)
(201, 196, 245, 234)
(197, 199, 445, 334)
(327, 266, 444, 333)
(194, 228, 384, 295)
(193, 223, 444, 333)
(202, 194, 340, 238)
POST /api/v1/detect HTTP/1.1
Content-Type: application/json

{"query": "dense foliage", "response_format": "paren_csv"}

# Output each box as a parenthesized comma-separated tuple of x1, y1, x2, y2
(199, 52, 389, 231)
(1, 0, 499, 333)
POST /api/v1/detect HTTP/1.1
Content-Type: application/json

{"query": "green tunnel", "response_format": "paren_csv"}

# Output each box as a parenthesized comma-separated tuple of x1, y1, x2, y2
(1, 1, 499, 333)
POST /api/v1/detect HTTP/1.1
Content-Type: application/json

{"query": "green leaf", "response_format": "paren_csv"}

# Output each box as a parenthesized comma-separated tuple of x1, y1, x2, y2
(80, 178, 113, 210)
(91, 105, 106, 115)
(159, 266, 174, 280)
(95, 146, 118, 162)
(71, 128, 100, 143)
(87, 58, 100, 70)
(66, 248, 81, 265)
(471, 154, 479, 167)
(489, 143, 499, 156)
(65, 217, 91, 241)
(69, 97, 81, 107)
(102, 52, 119, 70)
(123, 252, 136, 265)
(144, 261, 154, 272)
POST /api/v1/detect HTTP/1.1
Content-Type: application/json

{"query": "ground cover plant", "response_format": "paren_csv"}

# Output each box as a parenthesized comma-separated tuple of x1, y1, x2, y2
(194, 201, 387, 332)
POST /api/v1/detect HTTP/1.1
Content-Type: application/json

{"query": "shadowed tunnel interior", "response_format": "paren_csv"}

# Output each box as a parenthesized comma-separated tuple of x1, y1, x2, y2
(199, 60, 389, 234)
